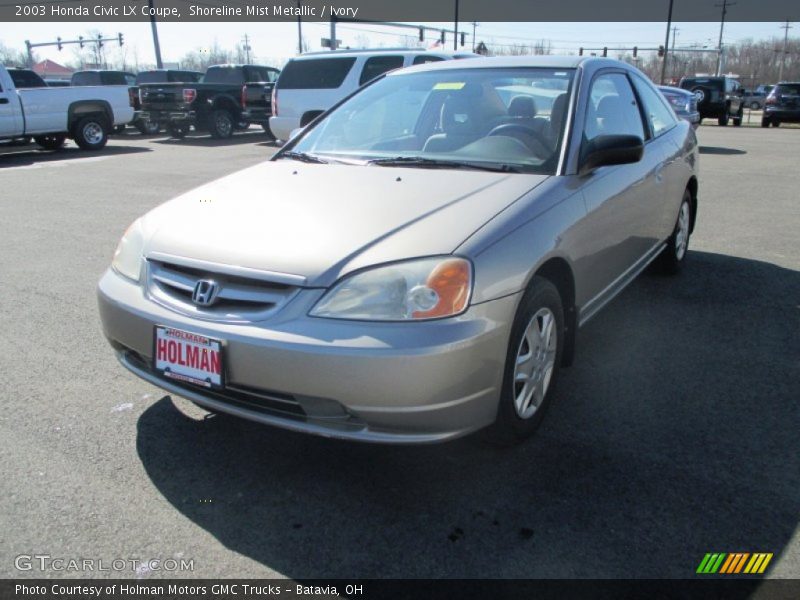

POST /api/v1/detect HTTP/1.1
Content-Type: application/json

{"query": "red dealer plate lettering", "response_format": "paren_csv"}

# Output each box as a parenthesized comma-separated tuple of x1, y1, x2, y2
(154, 326, 223, 388)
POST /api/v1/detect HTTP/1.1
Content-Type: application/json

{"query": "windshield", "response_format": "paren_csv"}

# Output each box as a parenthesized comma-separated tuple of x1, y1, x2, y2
(289, 67, 575, 175)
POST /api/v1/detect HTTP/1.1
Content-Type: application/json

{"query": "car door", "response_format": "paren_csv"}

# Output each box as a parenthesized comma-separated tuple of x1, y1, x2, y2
(0, 77, 23, 137)
(571, 70, 665, 316)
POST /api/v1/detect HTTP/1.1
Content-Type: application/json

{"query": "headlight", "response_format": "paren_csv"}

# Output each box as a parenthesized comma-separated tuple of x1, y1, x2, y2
(310, 257, 472, 321)
(111, 218, 145, 282)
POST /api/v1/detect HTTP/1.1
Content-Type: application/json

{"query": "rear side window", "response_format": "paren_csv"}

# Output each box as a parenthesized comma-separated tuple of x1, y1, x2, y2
(776, 84, 800, 95)
(175, 72, 203, 83)
(72, 72, 98, 86)
(631, 76, 676, 137)
(9, 70, 46, 88)
(359, 56, 404, 85)
(100, 72, 130, 86)
(412, 55, 445, 65)
(204, 67, 245, 85)
(277, 58, 356, 89)
(244, 66, 279, 83)
(136, 71, 168, 84)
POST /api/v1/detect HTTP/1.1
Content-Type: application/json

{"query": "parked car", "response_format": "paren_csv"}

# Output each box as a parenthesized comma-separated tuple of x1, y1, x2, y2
(98, 56, 698, 444)
(679, 75, 745, 126)
(71, 70, 137, 133)
(138, 64, 279, 139)
(658, 85, 700, 128)
(743, 89, 767, 110)
(0, 64, 135, 150)
(6, 68, 49, 88)
(131, 69, 203, 134)
(269, 48, 479, 141)
(761, 82, 800, 127)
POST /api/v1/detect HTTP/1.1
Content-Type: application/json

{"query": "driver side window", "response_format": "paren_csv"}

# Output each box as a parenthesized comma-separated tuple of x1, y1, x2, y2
(584, 73, 645, 142)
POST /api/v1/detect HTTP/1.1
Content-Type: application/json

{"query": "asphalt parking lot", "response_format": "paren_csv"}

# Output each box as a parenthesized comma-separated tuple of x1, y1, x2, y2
(1, 124, 798, 580)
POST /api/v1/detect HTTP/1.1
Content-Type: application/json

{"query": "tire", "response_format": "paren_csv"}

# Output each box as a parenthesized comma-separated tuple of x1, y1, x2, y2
(167, 123, 188, 139)
(657, 189, 692, 275)
(761, 118, 770, 128)
(484, 276, 564, 445)
(718, 108, 729, 126)
(72, 116, 108, 150)
(773, 121, 781, 128)
(262, 122, 276, 140)
(732, 106, 743, 126)
(135, 119, 160, 135)
(208, 109, 235, 139)
(33, 134, 66, 150)
(750, 101, 761, 110)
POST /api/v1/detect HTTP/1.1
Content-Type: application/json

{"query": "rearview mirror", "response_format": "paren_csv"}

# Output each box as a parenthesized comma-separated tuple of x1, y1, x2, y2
(579, 135, 644, 176)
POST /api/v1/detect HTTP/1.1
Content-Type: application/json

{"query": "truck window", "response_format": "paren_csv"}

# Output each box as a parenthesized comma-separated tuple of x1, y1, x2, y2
(100, 72, 131, 86)
(359, 56, 404, 85)
(276, 58, 356, 89)
(173, 71, 203, 83)
(204, 67, 245, 85)
(243, 66, 279, 83)
(136, 71, 168, 85)
(9, 69, 47, 88)
(412, 55, 445, 65)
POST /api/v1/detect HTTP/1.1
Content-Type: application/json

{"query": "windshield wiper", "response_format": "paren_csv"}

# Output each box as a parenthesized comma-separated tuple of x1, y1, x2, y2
(367, 156, 521, 173)
(278, 151, 328, 164)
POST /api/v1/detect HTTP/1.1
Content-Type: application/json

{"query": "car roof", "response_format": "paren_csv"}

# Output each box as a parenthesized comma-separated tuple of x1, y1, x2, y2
(294, 48, 480, 61)
(391, 55, 622, 75)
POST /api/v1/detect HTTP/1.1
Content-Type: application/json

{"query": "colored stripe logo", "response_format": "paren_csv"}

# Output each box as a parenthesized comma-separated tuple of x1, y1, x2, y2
(697, 553, 773, 574)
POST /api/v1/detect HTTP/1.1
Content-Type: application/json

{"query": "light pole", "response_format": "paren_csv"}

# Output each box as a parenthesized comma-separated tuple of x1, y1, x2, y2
(660, 0, 674, 84)
(147, 0, 163, 68)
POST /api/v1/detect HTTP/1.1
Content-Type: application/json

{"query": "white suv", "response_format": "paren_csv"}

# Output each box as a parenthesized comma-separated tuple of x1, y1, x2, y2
(269, 48, 478, 141)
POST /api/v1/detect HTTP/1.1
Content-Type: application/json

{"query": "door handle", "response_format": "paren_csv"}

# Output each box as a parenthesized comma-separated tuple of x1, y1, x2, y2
(0, 98, 9, 104)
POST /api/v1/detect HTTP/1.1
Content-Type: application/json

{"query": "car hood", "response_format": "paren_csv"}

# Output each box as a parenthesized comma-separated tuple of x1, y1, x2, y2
(142, 160, 547, 287)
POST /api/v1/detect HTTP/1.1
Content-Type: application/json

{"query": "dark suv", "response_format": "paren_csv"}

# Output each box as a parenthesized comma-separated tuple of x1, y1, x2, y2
(679, 76, 745, 126)
(762, 82, 800, 128)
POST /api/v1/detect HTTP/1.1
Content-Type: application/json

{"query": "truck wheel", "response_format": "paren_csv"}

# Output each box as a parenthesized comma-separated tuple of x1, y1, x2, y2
(732, 106, 743, 126)
(136, 120, 161, 135)
(72, 116, 109, 150)
(167, 123, 188, 139)
(34, 134, 66, 151)
(209, 109, 234, 139)
(750, 101, 761, 110)
(718, 108, 729, 126)
(761, 118, 770, 128)
(773, 121, 781, 128)
(262, 123, 276, 140)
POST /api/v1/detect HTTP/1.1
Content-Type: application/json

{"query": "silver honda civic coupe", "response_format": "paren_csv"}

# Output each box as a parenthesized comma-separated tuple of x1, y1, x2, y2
(98, 56, 698, 444)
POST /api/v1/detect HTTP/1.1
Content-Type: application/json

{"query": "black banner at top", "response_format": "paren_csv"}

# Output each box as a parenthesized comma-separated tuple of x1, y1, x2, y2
(2, 0, 800, 22)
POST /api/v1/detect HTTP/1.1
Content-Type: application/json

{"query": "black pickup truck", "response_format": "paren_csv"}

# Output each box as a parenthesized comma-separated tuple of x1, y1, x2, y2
(138, 64, 280, 139)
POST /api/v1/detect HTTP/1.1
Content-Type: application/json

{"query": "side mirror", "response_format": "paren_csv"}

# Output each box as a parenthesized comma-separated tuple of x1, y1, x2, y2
(578, 135, 644, 175)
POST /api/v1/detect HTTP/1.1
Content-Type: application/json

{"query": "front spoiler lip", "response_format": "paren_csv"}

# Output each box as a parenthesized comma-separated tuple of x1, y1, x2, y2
(117, 351, 479, 445)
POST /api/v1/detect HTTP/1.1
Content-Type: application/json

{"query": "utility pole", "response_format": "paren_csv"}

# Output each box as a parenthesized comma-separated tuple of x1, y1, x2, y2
(242, 33, 251, 63)
(297, 1, 303, 54)
(660, 0, 674, 84)
(472, 21, 478, 52)
(778, 20, 792, 82)
(670, 26, 679, 80)
(148, 0, 163, 68)
(329, 17, 336, 51)
(714, 0, 735, 76)
(453, 0, 459, 51)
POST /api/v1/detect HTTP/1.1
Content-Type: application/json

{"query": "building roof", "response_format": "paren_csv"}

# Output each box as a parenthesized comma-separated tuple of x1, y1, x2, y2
(32, 59, 73, 77)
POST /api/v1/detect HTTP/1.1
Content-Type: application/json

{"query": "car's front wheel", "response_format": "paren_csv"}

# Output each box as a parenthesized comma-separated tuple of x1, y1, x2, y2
(718, 107, 730, 126)
(485, 277, 564, 444)
(657, 189, 692, 275)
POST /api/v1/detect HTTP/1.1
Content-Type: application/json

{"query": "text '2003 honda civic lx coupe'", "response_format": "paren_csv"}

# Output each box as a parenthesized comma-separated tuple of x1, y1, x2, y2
(98, 56, 699, 444)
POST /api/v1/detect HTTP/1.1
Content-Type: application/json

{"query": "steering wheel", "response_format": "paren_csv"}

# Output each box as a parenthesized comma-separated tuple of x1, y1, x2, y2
(487, 123, 551, 155)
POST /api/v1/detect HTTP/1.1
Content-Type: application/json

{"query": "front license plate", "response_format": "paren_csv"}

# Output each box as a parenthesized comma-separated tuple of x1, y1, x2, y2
(154, 326, 223, 388)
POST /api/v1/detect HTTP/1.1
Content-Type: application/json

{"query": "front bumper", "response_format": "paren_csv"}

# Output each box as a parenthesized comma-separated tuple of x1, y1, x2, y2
(98, 269, 517, 443)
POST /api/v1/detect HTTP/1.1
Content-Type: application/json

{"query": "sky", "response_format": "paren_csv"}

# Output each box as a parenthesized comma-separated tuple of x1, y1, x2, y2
(1, 21, 791, 69)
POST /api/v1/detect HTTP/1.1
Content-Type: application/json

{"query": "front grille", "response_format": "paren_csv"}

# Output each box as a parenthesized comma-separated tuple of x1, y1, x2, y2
(124, 349, 306, 418)
(146, 259, 300, 322)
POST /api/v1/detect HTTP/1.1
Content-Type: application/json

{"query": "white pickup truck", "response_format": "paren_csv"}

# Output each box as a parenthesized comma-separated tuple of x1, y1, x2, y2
(0, 65, 134, 151)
